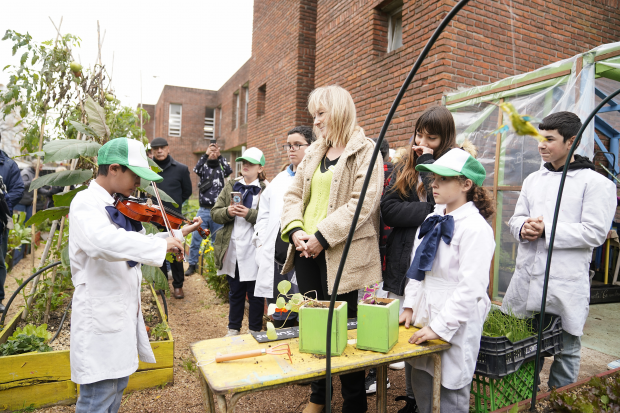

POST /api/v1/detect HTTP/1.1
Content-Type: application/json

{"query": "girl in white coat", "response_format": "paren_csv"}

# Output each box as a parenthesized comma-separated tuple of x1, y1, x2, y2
(399, 148, 496, 413)
(253, 126, 314, 326)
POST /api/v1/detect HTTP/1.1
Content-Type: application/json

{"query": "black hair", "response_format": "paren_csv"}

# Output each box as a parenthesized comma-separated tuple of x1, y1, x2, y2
(97, 164, 128, 176)
(539, 111, 582, 143)
(374, 138, 390, 162)
(288, 126, 315, 145)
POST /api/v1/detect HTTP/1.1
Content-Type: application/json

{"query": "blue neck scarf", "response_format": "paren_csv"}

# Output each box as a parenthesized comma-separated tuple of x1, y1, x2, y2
(105, 206, 143, 267)
(286, 165, 295, 177)
(405, 214, 455, 281)
(232, 181, 261, 209)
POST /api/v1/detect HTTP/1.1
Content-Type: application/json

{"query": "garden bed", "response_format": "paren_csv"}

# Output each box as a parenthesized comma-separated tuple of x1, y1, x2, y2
(490, 367, 620, 412)
(0, 283, 174, 412)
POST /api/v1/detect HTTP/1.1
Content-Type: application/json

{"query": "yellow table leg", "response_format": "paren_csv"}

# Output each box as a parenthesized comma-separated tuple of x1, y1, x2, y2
(431, 353, 442, 413)
(605, 239, 610, 284)
(200, 374, 216, 413)
(376, 364, 388, 412)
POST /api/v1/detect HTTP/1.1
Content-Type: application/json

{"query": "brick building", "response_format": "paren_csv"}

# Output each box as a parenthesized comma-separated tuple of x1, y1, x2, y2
(145, 0, 620, 184)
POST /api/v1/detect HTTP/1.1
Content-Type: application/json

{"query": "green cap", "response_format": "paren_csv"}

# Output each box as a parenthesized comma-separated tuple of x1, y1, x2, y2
(415, 148, 486, 186)
(236, 147, 265, 166)
(98, 138, 163, 182)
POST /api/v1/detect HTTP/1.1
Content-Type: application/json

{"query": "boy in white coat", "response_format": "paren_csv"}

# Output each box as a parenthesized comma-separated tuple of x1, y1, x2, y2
(502, 112, 617, 389)
(69, 138, 202, 412)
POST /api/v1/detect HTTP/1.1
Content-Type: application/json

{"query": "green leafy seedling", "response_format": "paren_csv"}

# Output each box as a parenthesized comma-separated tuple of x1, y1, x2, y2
(266, 322, 277, 340)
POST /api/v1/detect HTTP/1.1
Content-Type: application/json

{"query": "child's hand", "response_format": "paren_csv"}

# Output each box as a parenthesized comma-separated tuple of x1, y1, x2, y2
(234, 205, 250, 218)
(521, 216, 544, 241)
(166, 237, 184, 254)
(399, 308, 414, 328)
(181, 216, 203, 237)
(412, 145, 433, 157)
(227, 205, 238, 217)
(409, 326, 440, 345)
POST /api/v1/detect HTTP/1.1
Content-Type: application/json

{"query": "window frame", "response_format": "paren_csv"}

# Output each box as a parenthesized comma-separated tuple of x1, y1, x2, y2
(387, 5, 403, 53)
(168, 103, 182, 137)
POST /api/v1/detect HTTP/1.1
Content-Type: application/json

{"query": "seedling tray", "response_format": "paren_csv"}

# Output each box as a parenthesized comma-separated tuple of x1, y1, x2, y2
(476, 313, 563, 379)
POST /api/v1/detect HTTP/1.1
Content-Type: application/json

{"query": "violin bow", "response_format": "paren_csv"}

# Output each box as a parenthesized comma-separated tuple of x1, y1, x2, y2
(150, 181, 184, 261)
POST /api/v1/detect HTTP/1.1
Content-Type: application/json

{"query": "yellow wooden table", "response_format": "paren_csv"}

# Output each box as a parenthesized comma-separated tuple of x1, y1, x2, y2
(190, 325, 450, 413)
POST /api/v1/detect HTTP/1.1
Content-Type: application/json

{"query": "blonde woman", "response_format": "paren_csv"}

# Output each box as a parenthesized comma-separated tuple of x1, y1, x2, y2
(281, 85, 383, 413)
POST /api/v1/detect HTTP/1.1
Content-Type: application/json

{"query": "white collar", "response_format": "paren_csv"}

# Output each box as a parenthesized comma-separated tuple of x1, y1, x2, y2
(240, 177, 260, 186)
(89, 180, 115, 205)
(435, 201, 478, 221)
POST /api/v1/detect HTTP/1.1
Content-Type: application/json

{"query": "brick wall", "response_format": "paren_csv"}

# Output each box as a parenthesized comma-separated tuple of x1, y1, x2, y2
(214, 59, 251, 154)
(312, 0, 620, 150)
(141, 104, 156, 141)
(152, 85, 218, 189)
(246, 0, 317, 179)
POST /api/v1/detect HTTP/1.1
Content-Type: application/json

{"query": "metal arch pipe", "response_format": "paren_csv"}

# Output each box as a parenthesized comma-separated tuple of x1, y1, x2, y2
(323, 1, 472, 410)
(530, 86, 620, 410)
(0, 261, 62, 327)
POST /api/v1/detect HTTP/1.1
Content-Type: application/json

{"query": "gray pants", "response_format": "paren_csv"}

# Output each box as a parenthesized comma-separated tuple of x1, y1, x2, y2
(75, 376, 129, 413)
(545, 330, 581, 389)
(410, 368, 470, 413)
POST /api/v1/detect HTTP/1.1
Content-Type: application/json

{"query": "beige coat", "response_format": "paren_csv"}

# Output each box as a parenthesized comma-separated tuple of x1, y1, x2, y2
(281, 128, 384, 294)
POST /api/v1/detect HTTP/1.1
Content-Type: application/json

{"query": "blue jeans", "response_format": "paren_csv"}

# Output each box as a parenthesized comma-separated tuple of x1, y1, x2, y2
(544, 331, 582, 389)
(75, 376, 129, 413)
(0, 228, 7, 303)
(188, 207, 222, 266)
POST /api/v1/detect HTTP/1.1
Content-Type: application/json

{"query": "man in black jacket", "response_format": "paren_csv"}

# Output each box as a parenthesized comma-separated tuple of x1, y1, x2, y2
(151, 137, 193, 299)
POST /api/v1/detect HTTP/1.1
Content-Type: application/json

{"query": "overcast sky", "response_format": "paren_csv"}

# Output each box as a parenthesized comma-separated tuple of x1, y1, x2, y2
(0, 0, 254, 108)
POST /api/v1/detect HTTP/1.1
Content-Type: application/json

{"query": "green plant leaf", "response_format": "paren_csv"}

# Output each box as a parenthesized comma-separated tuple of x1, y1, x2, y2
(601, 394, 610, 405)
(29, 169, 93, 191)
(61, 244, 70, 268)
(266, 322, 277, 340)
(277, 280, 291, 295)
(69, 120, 99, 138)
(43, 139, 101, 163)
(267, 303, 277, 316)
(142, 265, 168, 291)
(84, 95, 110, 139)
(52, 186, 87, 207)
(147, 157, 162, 173)
(25, 206, 69, 226)
(276, 296, 286, 309)
(509, 404, 519, 413)
(142, 222, 160, 235)
(139, 178, 178, 207)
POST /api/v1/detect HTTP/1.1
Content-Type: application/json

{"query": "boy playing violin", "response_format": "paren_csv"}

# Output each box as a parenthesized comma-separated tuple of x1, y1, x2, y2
(68, 138, 202, 413)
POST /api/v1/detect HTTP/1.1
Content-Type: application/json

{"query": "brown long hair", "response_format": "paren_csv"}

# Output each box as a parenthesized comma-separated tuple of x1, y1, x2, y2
(392, 106, 457, 199)
(458, 176, 495, 219)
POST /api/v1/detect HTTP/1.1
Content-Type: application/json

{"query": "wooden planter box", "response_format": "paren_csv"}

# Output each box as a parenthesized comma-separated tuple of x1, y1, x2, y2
(490, 366, 620, 412)
(0, 284, 174, 412)
(298, 301, 348, 356)
(356, 298, 399, 353)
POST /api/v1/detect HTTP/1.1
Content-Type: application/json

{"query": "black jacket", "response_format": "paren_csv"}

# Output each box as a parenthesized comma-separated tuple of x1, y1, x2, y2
(194, 155, 233, 208)
(380, 153, 436, 296)
(154, 155, 192, 212)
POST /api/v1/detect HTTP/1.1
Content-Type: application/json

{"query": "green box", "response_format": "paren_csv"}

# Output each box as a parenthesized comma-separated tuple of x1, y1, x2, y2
(298, 301, 348, 356)
(471, 360, 535, 413)
(356, 298, 399, 353)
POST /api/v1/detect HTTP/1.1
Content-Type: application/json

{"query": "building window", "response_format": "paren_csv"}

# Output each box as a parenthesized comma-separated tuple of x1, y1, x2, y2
(256, 84, 266, 117)
(232, 91, 239, 130)
(204, 108, 215, 139)
(218, 106, 222, 137)
(243, 86, 249, 124)
(386, 2, 403, 52)
(168, 103, 182, 137)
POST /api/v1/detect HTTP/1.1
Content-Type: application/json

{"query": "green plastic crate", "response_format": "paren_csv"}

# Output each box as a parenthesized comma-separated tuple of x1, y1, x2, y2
(471, 361, 535, 413)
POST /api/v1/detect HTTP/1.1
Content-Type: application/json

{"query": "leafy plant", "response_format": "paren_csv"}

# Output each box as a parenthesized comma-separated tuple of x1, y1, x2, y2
(550, 374, 620, 412)
(482, 308, 535, 343)
(150, 321, 170, 341)
(0, 334, 52, 356)
(11, 323, 52, 341)
(264, 280, 319, 339)
(179, 356, 197, 374)
(6, 212, 32, 262)
(199, 237, 229, 302)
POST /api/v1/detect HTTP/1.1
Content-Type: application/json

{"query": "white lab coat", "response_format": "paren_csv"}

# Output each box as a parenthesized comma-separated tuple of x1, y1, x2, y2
(69, 181, 183, 384)
(218, 177, 261, 281)
(252, 169, 296, 298)
(403, 202, 495, 390)
(502, 167, 617, 336)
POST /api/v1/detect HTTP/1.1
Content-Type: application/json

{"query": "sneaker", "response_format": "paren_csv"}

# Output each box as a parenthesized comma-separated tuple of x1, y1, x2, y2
(225, 329, 240, 337)
(364, 368, 390, 394)
(249, 330, 261, 334)
(389, 361, 406, 370)
(184, 264, 196, 276)
(167, 270, 172, 280)
(395, 396, 419, 413)
(0, 302, 5, 313)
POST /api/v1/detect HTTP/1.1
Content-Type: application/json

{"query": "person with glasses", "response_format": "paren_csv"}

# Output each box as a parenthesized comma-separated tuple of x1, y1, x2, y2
(253, 126, 315, 327)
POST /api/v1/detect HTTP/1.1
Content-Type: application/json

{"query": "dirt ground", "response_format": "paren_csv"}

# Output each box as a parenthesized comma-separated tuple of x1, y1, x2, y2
(3, 256, 617, 413)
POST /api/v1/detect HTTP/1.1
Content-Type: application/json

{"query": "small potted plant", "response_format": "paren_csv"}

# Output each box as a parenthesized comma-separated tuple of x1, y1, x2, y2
(356, 288, 399, 353)
(267, 281, 349, 356)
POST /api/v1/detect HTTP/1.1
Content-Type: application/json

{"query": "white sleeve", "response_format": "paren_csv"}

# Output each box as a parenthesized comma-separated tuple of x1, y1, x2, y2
(70, 200, 167, 267)
(253, 184, 272, 248)
(402, 278, 420, 309)
(509, 178, 530, 243)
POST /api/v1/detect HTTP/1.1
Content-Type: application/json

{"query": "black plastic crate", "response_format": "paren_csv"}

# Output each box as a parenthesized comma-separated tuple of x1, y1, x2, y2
(475, 313, 563, 379)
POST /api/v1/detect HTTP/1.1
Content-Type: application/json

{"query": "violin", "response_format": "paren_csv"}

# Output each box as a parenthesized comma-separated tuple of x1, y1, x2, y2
(113, 195, 210, 240)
